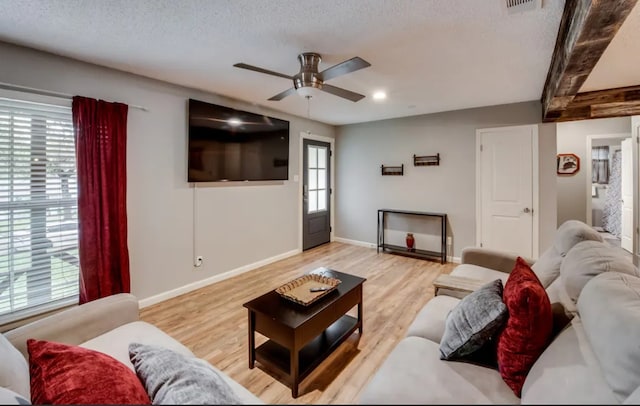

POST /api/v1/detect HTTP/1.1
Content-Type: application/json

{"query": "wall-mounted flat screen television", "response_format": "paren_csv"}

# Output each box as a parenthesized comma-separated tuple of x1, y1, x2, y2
(188, 99, 290, 182)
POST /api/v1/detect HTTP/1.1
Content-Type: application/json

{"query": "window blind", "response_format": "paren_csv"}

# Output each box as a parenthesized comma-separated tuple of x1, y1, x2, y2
(0, 96, 79, 322)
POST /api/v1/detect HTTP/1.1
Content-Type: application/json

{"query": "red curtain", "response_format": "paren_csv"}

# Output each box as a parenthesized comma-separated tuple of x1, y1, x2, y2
(72, 96, 130, 304)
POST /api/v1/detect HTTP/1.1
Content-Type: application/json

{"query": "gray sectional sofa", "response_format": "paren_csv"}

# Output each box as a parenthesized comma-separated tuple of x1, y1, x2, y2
(360, 220, 640, 404)
(0, 293, 263, 404)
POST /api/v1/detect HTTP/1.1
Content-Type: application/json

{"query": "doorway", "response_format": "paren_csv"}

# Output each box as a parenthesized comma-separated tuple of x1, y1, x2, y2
(585, 133, 632, 253)
(476, 125, 539, 258)
(300, 134, 333, 250)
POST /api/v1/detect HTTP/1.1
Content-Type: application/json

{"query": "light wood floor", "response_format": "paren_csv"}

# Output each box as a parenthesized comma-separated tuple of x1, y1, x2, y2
(141, 242, 455, 404)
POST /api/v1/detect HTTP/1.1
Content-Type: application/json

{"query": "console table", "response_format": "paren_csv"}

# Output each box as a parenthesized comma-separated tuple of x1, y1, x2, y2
(377, 209, 447, 263)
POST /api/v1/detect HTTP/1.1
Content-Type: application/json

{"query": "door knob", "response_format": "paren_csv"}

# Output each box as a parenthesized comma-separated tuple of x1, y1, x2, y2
(523, 208, 531, 213)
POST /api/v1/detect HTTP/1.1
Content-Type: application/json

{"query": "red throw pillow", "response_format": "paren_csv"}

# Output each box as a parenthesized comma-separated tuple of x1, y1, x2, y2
(28, 339, 151, 405)
(497, 257, 553, 397)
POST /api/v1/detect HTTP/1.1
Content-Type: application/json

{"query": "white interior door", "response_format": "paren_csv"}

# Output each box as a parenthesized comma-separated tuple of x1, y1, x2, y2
(621, 138, 633, 253)
(478, 126, 535, 257)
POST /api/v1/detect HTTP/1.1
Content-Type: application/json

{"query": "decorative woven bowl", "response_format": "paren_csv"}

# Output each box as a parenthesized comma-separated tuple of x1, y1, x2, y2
(276, 273, 342, 306)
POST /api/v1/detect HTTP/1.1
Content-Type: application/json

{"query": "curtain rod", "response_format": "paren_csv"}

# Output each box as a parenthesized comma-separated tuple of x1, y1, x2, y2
(0, 82, 148, 112)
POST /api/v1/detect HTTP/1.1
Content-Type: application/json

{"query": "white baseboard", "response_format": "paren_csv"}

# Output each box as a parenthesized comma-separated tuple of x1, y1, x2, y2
(333, 237, 377, 249)
(450, 256, 461, 264)
(138, 249, 301, 308)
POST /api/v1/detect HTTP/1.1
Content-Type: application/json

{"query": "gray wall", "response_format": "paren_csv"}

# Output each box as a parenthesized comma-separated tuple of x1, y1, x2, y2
(538, 123, 558, 254)
(557, 117, 631, 225)
(0, 41, 335, 301)
(335, 101, 557, 257)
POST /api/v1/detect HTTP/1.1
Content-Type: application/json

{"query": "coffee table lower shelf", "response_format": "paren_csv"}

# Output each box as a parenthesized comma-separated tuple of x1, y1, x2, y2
(255, 315, 358, 383)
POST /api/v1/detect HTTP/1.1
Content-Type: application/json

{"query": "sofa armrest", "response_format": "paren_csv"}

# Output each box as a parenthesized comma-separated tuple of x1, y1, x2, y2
(461, 247, 535, 274)
(5, 293, 140, 359)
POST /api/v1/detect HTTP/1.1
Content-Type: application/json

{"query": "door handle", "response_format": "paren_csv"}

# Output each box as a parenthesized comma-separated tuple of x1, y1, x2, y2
(523, 208, 531, 214)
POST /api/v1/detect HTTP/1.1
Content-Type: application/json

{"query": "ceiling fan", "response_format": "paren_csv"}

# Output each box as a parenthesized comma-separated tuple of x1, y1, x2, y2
(233, 52, 371, 102)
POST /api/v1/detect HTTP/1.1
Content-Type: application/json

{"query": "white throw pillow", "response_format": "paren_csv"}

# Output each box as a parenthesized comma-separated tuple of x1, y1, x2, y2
(0, 387, 30, 405)
(0, 334, 29, 400)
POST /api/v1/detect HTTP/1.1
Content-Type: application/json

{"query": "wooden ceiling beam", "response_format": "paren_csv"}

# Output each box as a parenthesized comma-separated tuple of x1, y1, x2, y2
(541, 0, 637, 121)
(550, 85, 640, 122)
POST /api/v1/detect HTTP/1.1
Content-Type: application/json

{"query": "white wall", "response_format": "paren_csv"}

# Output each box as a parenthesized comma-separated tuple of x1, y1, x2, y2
(335, 102, 557, 257)
(557, 117, 631, 225)
(0, 41, 336, 302)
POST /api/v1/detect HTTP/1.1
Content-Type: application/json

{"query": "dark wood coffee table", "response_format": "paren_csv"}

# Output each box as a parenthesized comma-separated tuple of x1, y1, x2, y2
(243, 267, 366, 398)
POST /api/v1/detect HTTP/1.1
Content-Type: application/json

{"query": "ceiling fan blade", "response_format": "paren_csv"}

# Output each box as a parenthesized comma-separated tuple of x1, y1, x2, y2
(321, 84, 366, 102)
(317, 57, 371, 82)
(233, 63, 293, 80)
(268, 87, 297, 101)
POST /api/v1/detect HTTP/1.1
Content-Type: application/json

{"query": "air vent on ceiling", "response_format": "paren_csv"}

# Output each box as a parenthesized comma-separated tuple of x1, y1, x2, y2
(504, 0, 541, 14)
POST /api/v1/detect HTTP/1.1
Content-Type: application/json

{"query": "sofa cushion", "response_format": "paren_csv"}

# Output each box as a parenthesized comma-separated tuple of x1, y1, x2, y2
(0, 334, 29, 400)
(0, 388, 30, 405)
(358, 336, 519, 404)
(624, 386, 640, 405)
(545, 276, 577, 314)
(440, 280, 507, 360)
(579, 272, 640, 402)
(79, 321, 263, 405)
(28, 339, 150, 405)
(497, 257, 553, 397)
(530, 246, 562, 288)
(405, 295, 460, 343)
(532, 220, 602, 289)
(79, 321, 194, 370)
(553, 220, 603, 256)
(521, 317, 617, 404)
(560, 240, 638, 303)
(129, 343, 241, 405)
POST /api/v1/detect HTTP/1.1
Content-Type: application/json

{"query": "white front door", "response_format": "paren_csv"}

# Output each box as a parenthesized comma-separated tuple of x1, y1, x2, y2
(621, 138, 633, 253)
(477, 125, 536, 258)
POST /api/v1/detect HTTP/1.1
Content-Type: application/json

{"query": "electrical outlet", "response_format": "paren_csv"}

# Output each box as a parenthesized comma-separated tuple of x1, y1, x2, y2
(446, 236, 452, 245)
(195, 256, 203, 267)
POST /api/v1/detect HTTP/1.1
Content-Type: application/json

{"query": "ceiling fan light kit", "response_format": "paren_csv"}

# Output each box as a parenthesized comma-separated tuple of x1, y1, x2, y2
(233, 52, 371, 102)
(296, 86, 321, 99)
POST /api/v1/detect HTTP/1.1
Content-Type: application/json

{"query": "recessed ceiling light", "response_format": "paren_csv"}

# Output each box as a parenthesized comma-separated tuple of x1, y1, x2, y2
(228, 118, 242, 126)
(373, 91, 387, 101)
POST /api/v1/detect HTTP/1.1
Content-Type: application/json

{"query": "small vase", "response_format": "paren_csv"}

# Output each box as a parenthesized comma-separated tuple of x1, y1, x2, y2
(406, 233, 415, 251)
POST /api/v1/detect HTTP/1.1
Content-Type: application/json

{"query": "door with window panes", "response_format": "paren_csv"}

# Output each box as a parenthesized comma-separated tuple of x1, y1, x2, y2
(303, 139, 331, 250)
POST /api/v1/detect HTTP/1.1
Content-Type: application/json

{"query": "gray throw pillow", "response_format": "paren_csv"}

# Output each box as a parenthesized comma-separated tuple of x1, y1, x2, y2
(439, 279, 508, 360)
(129, 343, 242, 405)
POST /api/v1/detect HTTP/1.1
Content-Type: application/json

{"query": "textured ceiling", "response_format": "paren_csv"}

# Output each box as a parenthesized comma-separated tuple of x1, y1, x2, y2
(580, 1, 640, 92)
(0, 0, 565, 125)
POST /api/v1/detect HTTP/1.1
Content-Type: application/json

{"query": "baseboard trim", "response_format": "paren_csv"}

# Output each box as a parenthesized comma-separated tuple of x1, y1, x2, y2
(333, 237, 376, 249)
(450, 256, 461, 264)
(139, 249, 301, 308)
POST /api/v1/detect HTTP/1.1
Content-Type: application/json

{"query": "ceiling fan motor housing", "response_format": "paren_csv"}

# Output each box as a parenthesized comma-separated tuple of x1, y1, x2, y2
(233, 52, 369, 102)
(294, 53, 323, 90)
